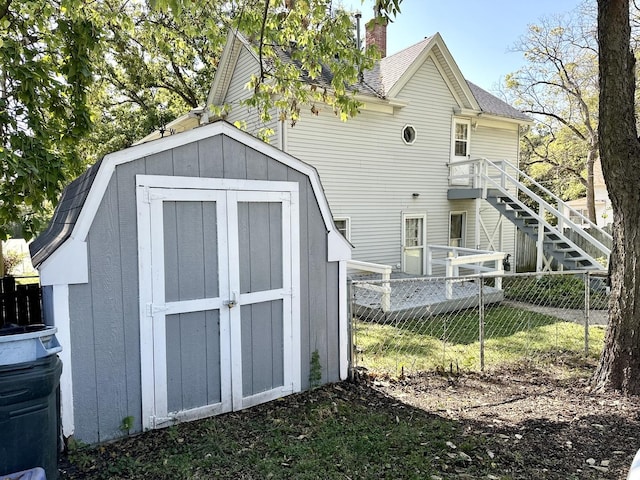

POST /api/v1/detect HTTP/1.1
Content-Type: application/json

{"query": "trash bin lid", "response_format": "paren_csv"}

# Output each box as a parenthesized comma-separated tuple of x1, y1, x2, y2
(0, 326, 61, 365)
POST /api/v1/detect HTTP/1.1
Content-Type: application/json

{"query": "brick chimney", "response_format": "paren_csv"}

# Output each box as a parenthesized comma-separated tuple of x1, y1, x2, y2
(365, 8, 388, 58)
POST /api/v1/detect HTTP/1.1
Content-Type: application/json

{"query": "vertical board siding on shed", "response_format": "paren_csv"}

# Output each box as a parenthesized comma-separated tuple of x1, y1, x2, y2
(116, 161, 144, 437)
(240, 300, 284, 397)
(87, 175, 130, 442)
(166, 311, 222, 413)
(69, 283, 99, 442)
(68, 134, 340, 444)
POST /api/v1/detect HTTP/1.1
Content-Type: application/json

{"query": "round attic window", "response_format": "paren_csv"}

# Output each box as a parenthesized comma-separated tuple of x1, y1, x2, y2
(402, 125, 416, 145)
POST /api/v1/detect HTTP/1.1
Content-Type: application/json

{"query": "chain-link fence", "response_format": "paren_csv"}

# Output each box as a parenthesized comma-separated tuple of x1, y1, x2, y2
(350, 270, 609, 376)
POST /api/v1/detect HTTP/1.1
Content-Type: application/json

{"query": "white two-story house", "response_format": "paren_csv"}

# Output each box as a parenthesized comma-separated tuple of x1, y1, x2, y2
(199, 18, 530, 275)
(142, 15, 608, 273)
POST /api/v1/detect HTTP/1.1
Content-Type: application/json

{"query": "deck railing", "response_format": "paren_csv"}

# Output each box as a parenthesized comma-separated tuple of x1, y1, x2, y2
(448, 157, 611, 269)
(347, 260, 392, 312)
(426, 245, 507, 299)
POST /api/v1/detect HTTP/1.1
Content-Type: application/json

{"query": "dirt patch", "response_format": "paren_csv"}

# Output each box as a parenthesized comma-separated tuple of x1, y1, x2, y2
(367, 360, 640, 479)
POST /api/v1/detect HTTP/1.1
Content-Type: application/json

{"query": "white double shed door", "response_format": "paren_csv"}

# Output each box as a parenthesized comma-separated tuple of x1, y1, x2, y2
(137, 176, 300, 430)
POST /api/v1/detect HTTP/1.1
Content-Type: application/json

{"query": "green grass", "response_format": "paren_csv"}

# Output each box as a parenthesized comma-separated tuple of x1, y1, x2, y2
(61, 385, 492, 480)
(504, 274, 609, 309)
(355, 305, 605, 374)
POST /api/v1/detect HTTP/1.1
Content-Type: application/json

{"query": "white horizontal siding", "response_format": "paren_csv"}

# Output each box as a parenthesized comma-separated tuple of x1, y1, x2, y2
(286, 56, 456, 266)
(471, 125, 519, 162)
(223, 47, 278, 143)
(219, 51, 521, 269)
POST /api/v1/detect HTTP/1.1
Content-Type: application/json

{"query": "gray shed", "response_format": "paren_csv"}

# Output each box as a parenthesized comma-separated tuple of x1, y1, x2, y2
(30, 121, 351, 444)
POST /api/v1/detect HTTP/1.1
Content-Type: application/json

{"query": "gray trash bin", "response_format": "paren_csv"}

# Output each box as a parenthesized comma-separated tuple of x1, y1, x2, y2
(0, 325, 62, 480)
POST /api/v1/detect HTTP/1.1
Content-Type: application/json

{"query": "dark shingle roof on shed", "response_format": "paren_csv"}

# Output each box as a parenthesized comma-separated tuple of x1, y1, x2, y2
(30, 159, 102, 266)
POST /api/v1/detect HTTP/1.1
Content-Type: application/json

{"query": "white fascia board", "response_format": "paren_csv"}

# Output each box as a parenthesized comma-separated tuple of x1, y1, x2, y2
(72, 122, 229, 242)
(429, 52, 475, 113)
(133, 113, 201, 145)
(355, 95, 407, 114)
(386, 33, 479, 111)
(205, 30, 248, 110)
(431, 38, 480, 110)
(454, 108, 482, 117)
(338, 260, 348, 380)
(478, 113, 533, 128)
(386, 36, 436, 99)
(39, 238, 88, 286)
(66, 121, 349, 280)
(358, 101, 394, 114)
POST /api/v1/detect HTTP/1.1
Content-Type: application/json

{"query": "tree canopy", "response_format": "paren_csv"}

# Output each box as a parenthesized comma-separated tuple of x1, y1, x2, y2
(504, 4, 600, 222)
(0, 0, 98, 237)
(1, 0, 401, 239)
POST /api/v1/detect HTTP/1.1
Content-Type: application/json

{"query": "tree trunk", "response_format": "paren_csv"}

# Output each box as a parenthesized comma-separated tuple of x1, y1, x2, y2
(591, 0, 640, 394)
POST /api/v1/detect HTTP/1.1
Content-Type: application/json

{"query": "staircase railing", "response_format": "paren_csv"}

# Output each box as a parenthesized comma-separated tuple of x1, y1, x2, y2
(449, 158, 611, 267)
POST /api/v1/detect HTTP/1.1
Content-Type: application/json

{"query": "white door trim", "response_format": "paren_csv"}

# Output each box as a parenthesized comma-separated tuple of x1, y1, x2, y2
(137, 175, 300, 431)
(401, 212, 427, 275)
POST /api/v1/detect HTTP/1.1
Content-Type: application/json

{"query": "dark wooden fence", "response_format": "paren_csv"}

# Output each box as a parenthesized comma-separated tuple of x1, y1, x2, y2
(0, 276, 42, 328)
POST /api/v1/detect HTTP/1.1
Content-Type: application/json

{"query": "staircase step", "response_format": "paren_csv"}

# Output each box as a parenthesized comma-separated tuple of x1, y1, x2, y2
(544, 238, 570, 245)
(553, 247, 580, 252)
(482, 181, 609, 271)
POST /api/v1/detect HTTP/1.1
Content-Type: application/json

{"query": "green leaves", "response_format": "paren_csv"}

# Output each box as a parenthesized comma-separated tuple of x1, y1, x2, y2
(1, 0, 402, 239)
(0, 0, 99, 238)
(234, 0, 383, 135)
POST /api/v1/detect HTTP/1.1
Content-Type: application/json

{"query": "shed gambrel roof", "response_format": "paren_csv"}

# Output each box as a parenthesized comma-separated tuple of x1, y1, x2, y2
(31, 121, 351, 279)
(208, 30, 531, 124)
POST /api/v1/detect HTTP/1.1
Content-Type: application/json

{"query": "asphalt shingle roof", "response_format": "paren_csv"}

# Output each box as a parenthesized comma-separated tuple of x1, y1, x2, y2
(373, 37, 432, 95)
(30, 159, 102, 266)
(276, 35, 529, 122)
(466, 81, 531, 122)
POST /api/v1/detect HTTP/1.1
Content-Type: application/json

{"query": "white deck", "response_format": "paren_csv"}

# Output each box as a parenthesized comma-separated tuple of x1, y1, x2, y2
(351, 277, 503, 321)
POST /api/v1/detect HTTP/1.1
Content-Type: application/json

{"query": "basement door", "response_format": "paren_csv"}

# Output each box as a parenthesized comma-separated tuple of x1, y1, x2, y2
(137, 177, 300, 431)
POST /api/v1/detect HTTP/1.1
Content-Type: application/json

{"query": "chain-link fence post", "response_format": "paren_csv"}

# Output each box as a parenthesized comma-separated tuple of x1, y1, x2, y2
(479, 276, 485, 371)
(584, 271, 590, 356)
(347, 278, 356, 380)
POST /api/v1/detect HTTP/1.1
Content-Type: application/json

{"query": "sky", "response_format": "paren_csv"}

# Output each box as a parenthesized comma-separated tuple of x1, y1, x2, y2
(341, 0, 587, 92)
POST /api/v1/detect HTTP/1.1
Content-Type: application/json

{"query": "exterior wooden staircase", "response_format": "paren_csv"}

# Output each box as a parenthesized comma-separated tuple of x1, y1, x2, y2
(448, 158, 611, 271)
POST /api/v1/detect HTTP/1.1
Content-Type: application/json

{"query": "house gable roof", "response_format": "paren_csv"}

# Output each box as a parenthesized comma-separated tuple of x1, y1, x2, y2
(207, 30, 254, 107)
(377, 33, 479, 112)
(207, 30, 529, 124)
